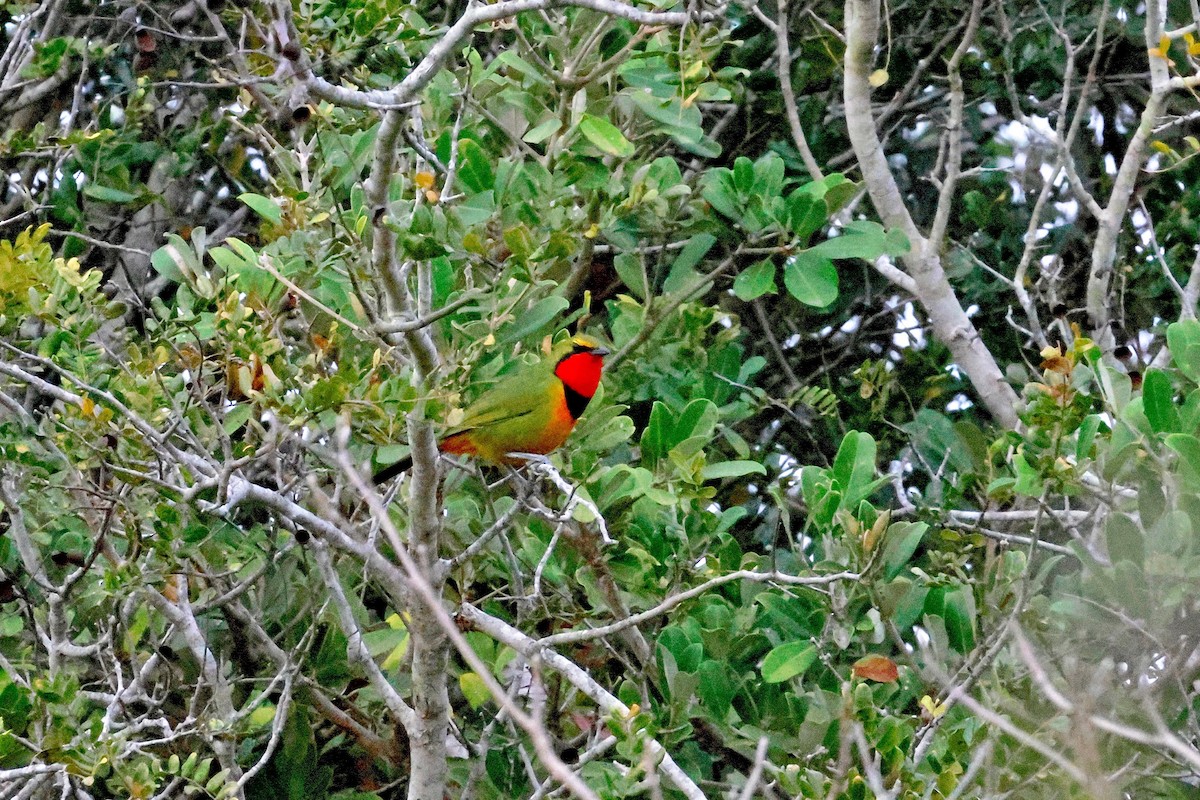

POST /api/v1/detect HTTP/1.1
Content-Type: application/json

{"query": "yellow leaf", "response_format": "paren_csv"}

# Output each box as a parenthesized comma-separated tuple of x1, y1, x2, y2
(1191, 42, 1200, 56)
(236, 364, 253, 397)
(868, 69, 889, 87)
(1148, 47, 1164, 59)
(381, 637, 409, 671)
(459, 672, 491, 709)
(260, 362, 280, 392)
(80, 396, 95, 417)
(863, 509, 891, 553)
(920, 694, 949, 718)
(247, 704, 276, 728)
(1160, 34, 1171, 54)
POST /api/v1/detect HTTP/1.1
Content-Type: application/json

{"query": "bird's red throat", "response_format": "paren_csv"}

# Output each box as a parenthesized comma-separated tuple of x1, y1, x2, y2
(554, 353, 603, 398)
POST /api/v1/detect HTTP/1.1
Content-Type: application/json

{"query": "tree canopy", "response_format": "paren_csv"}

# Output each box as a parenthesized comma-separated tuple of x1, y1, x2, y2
(1, 0, 1199, 798)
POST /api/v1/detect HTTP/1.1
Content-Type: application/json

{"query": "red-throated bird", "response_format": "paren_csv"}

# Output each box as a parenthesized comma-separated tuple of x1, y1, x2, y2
(374, 334, 609, 482)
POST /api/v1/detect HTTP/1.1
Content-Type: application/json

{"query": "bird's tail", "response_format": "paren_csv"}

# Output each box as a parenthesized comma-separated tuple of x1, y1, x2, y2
(372, 453, 414, 484)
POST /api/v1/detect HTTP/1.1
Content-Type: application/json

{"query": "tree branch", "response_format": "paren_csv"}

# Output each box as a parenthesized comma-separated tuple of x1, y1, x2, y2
(842, 0, 1020, 426)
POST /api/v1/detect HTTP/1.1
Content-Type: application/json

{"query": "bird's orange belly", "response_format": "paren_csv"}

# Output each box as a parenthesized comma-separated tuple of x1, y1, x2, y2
(440, 393, 578, 464)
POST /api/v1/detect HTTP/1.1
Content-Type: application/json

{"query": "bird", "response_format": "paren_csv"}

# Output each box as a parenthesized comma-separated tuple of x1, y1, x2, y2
(373, 334, 610, 482)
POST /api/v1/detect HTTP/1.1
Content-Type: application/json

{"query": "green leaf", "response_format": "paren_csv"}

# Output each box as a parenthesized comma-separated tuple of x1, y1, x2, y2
(733, 157, 754, 194)
(626, 90, 696, 127)
(1012, 452, 1044, 496)
(697, 660, 734, 718)
(641, 401, 675, 464)
(701, 460, 767, 480)
(942, 587, 976, 653)
(800, 465, 840, 529)
(523, 118, 561, 144)
(831, 430, 877, 506)
(879, 578, 929, 631)
(1143, 369, 1179, 433)
(83, 184, 138, 203)
(1075, 414, 1106, 461)
(810, 220, 890, 260)
(885, 228, 912, 254)
(788, 190, 827, 241)
(362, 621, 409, 663)
(456, 139, 495, 192)
(455, 190, 495, 227)
(823, 177, 858, 214)
(880, 521, 928, 580)
(0, 613, 23, 637)
(612, 252, 646, 299)
(733, 259, 776, 301)
(222, 404, 253, 435)
(903, 409, 976, 474)
(672, 398, 719, 443)
(238, 192, 283, 225)
(761, 641, 817, 683)
(1165, 433, 1200, 488)
(701, 170, 740, 220)
(1181, 388, 1200, 433)
(1167, 320, 1200, 384)
(497, 296, 569, 344)
(150, 234, 201, 285)
(1105, 513, 1144, 567)
(753, 153, 785, 198)
(664, 233, 716, 293)
(577, 115, 635, 157)
(459, 672, 491, 710)
(783, 251, 838, 307)
(150, 243, 185, 283)
(502, 225, 534, 262)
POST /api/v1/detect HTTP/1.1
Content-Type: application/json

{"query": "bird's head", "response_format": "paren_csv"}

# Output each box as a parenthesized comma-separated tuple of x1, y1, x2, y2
(552, 334, 610, 399)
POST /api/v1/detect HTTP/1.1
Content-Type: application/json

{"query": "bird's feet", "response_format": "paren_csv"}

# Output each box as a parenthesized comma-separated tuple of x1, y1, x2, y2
(503, 451, 553, 467)
(510, 455, 614, 546)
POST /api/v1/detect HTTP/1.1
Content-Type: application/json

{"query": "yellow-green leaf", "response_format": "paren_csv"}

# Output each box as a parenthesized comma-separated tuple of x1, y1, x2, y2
(578, 114, 635, 157)
(459, 672, 491, 709)
(761, 641, 817, 683)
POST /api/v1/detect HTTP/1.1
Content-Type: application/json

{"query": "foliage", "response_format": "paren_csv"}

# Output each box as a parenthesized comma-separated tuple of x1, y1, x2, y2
(0, 0, 1197, 798)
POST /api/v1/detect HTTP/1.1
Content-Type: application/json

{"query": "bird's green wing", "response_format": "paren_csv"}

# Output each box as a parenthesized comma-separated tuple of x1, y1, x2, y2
(441, 358, 554, 437)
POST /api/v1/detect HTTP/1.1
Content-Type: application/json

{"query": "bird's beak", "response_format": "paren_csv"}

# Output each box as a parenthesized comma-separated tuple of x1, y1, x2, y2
(592, 346, 611, 357)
